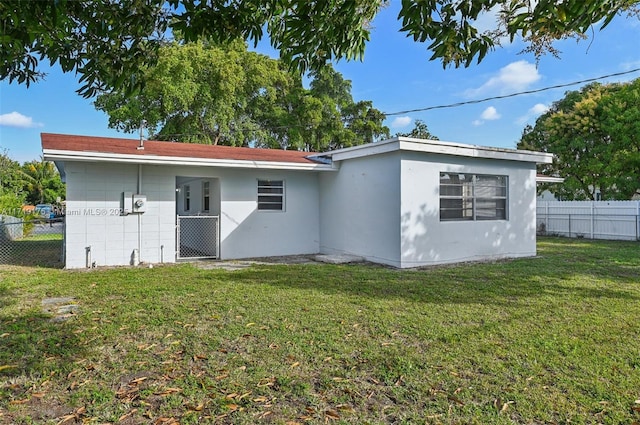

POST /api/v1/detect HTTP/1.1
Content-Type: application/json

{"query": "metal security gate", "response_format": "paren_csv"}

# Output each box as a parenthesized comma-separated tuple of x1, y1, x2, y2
(176, 216, 219, 260)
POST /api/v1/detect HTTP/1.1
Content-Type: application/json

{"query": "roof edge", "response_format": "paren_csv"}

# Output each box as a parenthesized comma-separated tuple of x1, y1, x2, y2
(43, 149, 337, 171)
(319, 137, 554, 164)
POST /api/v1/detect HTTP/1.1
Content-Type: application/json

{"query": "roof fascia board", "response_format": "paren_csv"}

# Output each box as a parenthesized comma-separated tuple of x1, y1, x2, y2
(42, 149, 337, 171)
(397, 139, 554, 164)
(327, 139, 400, 162)
(322, 136, 553, 164)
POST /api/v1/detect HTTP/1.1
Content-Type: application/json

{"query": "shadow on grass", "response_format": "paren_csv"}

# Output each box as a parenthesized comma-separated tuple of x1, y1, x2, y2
(0, 290, 85, 383)
(212, 238, 640, 306)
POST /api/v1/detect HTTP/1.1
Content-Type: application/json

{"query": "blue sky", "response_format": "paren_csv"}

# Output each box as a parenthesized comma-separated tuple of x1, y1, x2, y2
(1, 2, 640, 163)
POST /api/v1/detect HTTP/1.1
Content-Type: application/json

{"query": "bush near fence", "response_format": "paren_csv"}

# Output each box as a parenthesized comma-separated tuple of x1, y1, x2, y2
(537, 200, 640, 241)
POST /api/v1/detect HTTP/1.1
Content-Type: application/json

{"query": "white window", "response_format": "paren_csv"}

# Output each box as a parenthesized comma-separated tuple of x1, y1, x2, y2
(203, 181, 210, 212)
(184, 185, 191, 211)
(440, 173, 507, 221)
(257, 180, 284, 211)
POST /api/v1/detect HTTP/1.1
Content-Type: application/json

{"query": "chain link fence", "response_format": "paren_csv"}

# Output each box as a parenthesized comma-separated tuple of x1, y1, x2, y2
(0, 216, 64, 268)
(177, 215, 219, 260)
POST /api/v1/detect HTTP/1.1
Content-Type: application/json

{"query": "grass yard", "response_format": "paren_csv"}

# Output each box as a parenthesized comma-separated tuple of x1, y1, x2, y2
(1, 237, 639, 424)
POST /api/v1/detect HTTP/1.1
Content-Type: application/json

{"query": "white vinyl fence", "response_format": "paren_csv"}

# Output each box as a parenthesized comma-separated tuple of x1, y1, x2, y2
(537, 201, 640, 241)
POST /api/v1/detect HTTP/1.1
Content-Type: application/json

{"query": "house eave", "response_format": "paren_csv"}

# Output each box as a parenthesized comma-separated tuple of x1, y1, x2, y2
(42, 149, 338, 171)
(319, 137, 554, 164)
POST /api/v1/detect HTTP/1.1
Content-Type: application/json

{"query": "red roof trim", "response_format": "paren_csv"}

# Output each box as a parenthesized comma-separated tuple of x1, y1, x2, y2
(41, 133, 319, 164)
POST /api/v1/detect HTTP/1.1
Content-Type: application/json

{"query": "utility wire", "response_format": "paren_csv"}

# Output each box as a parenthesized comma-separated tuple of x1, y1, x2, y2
(383, 67, 640, 116)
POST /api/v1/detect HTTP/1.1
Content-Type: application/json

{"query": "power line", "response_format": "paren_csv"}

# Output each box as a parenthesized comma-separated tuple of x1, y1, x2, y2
(383, 67, 640, 117)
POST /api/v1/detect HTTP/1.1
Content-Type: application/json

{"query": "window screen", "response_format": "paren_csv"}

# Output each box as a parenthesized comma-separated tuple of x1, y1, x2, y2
(257, 180, 284, 211)
(440, 173, 507, 221)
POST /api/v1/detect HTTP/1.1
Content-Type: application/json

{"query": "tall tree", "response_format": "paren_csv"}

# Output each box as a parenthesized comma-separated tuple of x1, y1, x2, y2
(96, 43, 388, 151)
(308, 65, 389, 151)
(517, 79, 640, 200)
(20, 159, 65, 205)
(395, 120, 439, 140)
(0, 149, 23, 197)
(3, 0, 637, 98)
(95, 40, 288, 147)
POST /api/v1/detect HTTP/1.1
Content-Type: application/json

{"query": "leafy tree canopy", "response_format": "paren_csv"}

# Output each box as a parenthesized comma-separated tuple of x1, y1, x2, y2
(0, 152, 65, 210)
(395, 120, 439, 140)
(94, 41, 389, 151)
(517, 79, 640, 200)
(3, 0, 638, 98)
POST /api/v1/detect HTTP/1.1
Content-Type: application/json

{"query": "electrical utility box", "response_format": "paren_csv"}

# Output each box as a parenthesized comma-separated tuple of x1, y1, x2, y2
(132, 194, 147, 213)
(121, 192, 147, 214)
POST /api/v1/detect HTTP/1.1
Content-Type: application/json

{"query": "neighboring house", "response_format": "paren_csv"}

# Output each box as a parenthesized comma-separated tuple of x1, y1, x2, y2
(42, 133, 553, 269)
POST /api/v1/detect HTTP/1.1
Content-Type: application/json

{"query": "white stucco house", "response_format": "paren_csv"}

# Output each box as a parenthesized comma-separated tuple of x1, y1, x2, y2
(42, 133, 553, 269)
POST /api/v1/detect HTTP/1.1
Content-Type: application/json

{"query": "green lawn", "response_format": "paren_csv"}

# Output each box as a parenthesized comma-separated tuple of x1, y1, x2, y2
(1, 237, 639, 424)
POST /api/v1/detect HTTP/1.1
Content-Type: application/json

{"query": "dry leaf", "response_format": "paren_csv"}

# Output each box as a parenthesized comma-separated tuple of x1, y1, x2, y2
(130, 377, 148, 385)
(325, 410, 340, 420)
(0, 365, 16, 372)
(9, 399, 29, 405)
(290, 362, 300, 368)
(253, 396, 268, 403)
(118, 409, 137, 422)
(448, 395, 464, 406)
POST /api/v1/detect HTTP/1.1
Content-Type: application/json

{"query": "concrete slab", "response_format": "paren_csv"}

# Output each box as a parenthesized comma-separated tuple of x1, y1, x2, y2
(314, 254, 364, 264)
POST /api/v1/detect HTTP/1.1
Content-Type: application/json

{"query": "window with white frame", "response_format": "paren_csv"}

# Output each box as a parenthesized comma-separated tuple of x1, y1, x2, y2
(257, 180, 284, 211)
(202, 181, 210, 212)
(439, 173, 507, 221)
(184, 184, 191, 211)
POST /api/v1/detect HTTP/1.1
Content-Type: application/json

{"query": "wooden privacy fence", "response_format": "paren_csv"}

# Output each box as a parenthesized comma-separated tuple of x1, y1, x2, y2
(536, 201, 640, 241)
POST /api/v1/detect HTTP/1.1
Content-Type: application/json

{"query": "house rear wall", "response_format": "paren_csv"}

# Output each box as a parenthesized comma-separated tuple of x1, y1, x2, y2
(400, 152, 538, 267)
(63, 162, 320, 268)
(319, 152, 402, 267)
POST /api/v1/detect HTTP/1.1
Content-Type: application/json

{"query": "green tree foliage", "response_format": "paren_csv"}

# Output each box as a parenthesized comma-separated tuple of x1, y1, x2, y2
(95, 42, 389, 151)
(0, 149, 24, 197)
(20, 159, 65, 205)
(3, 0, 637, 98)
(395, 120, 439, 140)
(517, 79, 640, 200)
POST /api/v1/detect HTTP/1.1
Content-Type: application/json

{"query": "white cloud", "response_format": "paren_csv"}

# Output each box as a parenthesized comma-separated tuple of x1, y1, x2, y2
(515, 103, 549, 125)
(391, 116, 412, 128)
(480, 106, 501, 120)
(473, 106, 501, 126)
(465, 60, 542, 97)
(0, 111, 43, 128)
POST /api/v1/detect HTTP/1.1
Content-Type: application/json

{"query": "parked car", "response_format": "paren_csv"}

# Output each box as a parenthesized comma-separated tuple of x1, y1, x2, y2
(35, 204, 55, 221)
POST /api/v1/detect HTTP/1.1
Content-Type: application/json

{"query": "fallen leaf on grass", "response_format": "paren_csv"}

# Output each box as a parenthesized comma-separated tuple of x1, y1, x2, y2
(290, 362, 300, 369)
(0, 333, 10, 338)
(0, 365, 16, 372)
(447, 395, 464, 406)
(154, 417, 179, 425)
(156, 387, 182, 396)
(336, 404, 354, 413)
(130, 376, 148, 385)
(186, 403, 204, 411)
(9, 399, 29, 405)
(118, 409, 138, 422)
(256, 411, 272, 419)
(325, 410, 340, 420)
(31, 392, 46, 398)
